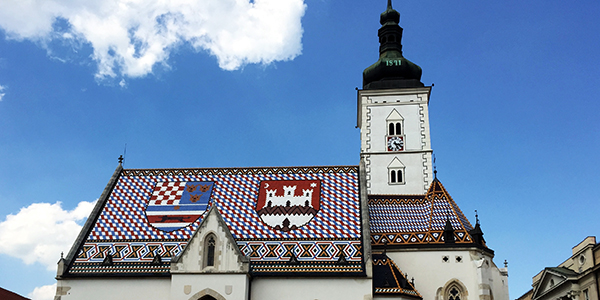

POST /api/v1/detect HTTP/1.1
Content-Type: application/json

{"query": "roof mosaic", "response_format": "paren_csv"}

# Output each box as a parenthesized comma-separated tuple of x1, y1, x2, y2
(65, 166, 363, 276)
(368, 179, 476, 246)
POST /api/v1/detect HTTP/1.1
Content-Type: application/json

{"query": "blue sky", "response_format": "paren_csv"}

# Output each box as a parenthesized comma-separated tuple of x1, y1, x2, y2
(0, 0, 599, 299)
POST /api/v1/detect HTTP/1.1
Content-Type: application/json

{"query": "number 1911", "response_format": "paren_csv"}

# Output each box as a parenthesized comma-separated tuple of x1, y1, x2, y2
(386, 60, 402, 66)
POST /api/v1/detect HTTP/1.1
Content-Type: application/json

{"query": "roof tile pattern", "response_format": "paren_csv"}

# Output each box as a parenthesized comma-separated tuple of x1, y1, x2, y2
(69, 166, 363, 275)
(369, 179, 475, 246)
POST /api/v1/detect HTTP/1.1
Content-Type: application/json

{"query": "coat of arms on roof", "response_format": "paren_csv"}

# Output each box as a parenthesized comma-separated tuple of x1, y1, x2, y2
(144, 181, 214, 232)
(256, 180, 320, 232)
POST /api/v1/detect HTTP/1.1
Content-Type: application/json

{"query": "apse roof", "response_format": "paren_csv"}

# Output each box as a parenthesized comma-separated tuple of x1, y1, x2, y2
(372, 253, 422, 298)
(62, 165, 364, 276)
(368, 178, 484, 248)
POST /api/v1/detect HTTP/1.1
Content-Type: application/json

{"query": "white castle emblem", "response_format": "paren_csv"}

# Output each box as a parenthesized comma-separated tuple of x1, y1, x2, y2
(257, 181, 320, 232)
(265, 185, 314, 208)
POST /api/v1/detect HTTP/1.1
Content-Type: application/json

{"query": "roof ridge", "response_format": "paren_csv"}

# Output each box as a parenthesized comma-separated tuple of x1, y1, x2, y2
(123, 165, 359, 171)
(425, 178, 474, 234)
(438, 180, 474, 231)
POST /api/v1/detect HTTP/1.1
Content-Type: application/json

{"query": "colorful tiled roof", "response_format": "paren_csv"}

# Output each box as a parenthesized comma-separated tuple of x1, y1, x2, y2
(372, 253, 422, 298)
(64, 165, 364, 276)
(369, 178, 478, 247)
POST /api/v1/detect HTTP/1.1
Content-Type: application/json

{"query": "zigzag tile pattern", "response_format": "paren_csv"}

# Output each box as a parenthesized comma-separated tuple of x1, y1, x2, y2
(75, 241, 187, 262)
(237, 240, 362, 262)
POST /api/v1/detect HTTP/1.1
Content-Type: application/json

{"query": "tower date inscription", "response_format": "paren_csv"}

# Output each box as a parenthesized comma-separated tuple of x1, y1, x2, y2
(385, 59, 402, 66)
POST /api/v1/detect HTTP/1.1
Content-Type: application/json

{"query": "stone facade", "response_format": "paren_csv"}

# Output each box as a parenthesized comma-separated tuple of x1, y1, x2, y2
(522, 237, 600, 300)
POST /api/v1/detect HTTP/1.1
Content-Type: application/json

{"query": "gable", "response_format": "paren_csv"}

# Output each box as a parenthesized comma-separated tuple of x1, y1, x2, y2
(171, 206, 248, 273)
(532, 268, 578, 299)
(63, 166, 364, 276)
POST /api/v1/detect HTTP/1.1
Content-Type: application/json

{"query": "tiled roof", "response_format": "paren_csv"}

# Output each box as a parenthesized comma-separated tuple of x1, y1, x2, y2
(372, 253, 422, 298)
(369, 178, 477, 246)
(0, 287, 31, 300)
(65, 166, 364, 276)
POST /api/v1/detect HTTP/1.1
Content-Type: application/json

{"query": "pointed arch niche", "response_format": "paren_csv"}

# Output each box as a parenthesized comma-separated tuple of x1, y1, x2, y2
(387, 157, 406, 185)
(189, 288, 226, 300)
(438, 279, 468, 300)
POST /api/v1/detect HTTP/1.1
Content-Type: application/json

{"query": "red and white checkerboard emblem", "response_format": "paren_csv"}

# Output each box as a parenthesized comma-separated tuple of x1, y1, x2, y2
(145, 181, 214, 232)
(256, 180, 320, 232)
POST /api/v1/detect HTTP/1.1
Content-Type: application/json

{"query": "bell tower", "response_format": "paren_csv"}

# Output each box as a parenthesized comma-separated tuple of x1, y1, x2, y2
(358, 0, 433, 195)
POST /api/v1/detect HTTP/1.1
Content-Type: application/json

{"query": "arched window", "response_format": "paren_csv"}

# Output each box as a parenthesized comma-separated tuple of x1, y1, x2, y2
(389, 123, 395, 135)
(442, 281, 467, 300)
(199, 296, 217, 300)
(205, 234, 216, 267)
(395, 123, 401, 135)
(448, 286, 462, 300)
(388, 158, 405, 185)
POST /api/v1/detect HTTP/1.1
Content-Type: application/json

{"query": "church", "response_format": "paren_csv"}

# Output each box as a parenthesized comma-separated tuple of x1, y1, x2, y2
(54, 1, 510, 299)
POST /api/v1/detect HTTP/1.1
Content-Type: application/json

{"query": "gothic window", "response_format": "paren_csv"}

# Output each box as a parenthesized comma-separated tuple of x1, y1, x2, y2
(448, 286, 462, 300)
(205, 234, 216, 267)
(440, 280, 467, 300)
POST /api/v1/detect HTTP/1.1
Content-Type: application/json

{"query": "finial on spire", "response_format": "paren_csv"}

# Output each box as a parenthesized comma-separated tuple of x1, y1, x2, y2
(504, 259, 508, 268)
(61, 252, 64, 259)
(387, 0, 393, 9)
(433, 153, 437, 178)
(118, 155, 123, 164)
(475, 210, 480, 225)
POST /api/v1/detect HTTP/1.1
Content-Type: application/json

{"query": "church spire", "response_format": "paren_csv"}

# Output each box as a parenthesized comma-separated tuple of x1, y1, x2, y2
(363, 0, 424, 89)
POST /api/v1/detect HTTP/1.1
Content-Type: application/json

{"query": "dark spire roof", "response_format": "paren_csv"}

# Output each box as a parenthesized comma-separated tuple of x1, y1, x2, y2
(469, 211, 485, 245)
(443, 218, 455, 244)
(363, 0, 424, 89)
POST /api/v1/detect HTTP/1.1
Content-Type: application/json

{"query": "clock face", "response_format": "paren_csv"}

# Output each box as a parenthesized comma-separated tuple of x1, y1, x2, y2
(387, 136, 404, 151)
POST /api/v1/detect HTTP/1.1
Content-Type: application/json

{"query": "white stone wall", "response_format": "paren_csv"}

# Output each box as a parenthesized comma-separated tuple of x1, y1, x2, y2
(170, 273, 249, 300)
(387, 249, 509, 300)
(251, 277, 372, 300)
(55, 278, 171, 300)
(358, 88, 433, 195)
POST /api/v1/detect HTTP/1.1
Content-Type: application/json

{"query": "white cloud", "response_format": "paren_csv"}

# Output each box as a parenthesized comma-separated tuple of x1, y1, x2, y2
(0, 0, 306, 79)
(0, 201, 95, 270)
(29, 284, 56, 300)
(0, 84, 6, 101)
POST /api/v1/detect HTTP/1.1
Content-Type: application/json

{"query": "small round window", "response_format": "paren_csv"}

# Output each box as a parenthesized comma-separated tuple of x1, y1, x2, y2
(579, 255, 586, 265)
